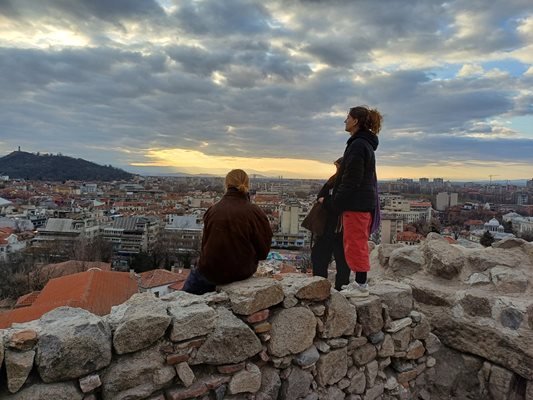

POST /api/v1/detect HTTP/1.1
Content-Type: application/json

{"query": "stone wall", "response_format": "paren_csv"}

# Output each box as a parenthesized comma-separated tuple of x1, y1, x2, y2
(0, 275, 438, 400)
(370, 235, 533, 400)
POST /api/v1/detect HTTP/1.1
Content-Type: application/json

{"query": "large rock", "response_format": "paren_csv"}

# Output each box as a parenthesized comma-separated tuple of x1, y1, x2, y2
(112, 295, 171, 354)
(426, 306, 533, 379)
(490, 267, 528, 293)
(465, 247, 530, 272)
(488, 364, 516, 400)
(369, 281, 413, 319)
(2, 382, 83, 400)
(228, 363, 261, 394)
(268, 307, 316, 357)
(492, 237, 527, 249)
(101, 340, 176, 400)
(459, 294, 492, 318)
(168, 302, 217, 342)
(377, 244, 405, 268)
(279, 367, 313, 400)
(351, 296, 383, 335)
(194, 307, 262, 364)
(409, 277, 455, 307)
(293, 346, 320, 367)
(279, 274, 331, 304)
(35, 307, 112, 383)
(316, 347, 348, 386)
(322, 291, 356, 338)
(422, 239, 464, 279)
(220, 278, 284, 315)
(5, 349, 35, 393)
(258, 366, 281, 400)
(389, 246, 424, 276)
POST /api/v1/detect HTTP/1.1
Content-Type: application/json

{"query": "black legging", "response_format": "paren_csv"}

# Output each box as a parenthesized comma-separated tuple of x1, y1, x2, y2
(311, 232, 351, 291)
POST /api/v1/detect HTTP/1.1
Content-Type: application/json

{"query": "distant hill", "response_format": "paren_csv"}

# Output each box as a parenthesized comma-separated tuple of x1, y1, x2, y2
(0, 151, 134, 181)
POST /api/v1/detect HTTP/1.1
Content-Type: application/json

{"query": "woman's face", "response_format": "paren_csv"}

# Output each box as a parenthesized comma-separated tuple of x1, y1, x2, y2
(344, 113, 358, 134)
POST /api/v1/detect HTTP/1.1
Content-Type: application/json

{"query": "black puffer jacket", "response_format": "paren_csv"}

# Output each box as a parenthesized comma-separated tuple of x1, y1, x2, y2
(331, 130, 379, 212)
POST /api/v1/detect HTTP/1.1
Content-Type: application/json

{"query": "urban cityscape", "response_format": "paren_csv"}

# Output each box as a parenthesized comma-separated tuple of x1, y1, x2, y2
(1, 170, 532, 318)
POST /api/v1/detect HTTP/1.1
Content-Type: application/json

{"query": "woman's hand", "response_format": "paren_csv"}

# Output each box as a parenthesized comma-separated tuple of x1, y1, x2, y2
(318, 197, 324, 204)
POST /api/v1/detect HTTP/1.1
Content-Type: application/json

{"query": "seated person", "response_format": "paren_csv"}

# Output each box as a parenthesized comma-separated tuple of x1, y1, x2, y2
(183, 169, 273, 295)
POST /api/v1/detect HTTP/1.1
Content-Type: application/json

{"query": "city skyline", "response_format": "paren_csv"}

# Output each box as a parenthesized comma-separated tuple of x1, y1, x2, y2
(1, 0, 533, 180)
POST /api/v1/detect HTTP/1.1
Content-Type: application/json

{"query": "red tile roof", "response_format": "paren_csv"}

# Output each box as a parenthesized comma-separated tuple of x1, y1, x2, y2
(464, 220, 484, 226)
(0, 227, 15, 235)
(396, 231, 423, 242)
(168, 281, 186, 291)
(0, 270, 138, 329)
(33, 260, 112, 282)
(443, 236, 458, 244)
(139, 269, 189, 289)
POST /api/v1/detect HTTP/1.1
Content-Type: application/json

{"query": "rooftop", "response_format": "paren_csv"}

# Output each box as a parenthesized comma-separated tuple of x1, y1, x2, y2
(0, 269, 138, 328)
(139, 268, 189, 289)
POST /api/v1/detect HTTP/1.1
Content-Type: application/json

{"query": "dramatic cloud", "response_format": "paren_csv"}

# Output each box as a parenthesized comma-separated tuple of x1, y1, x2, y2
(0, 0, 532, 180)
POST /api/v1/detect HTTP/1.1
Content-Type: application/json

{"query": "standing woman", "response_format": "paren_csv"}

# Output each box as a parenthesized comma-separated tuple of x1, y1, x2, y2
(183, 169, 273, 295)
(311, 157, 351, 290)
(321, 106, 382, 297)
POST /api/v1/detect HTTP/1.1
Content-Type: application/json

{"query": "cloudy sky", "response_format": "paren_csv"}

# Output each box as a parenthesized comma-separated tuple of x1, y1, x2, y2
(1, 0, 532, 180)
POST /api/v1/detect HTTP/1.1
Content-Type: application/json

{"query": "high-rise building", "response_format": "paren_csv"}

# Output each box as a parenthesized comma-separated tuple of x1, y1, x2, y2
(436, 192, 458, 211)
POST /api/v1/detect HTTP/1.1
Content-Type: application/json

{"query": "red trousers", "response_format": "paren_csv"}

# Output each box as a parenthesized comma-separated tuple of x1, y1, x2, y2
(342, 211, 372, 272)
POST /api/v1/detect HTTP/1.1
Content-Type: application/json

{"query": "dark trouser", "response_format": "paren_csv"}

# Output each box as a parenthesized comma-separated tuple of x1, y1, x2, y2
(311, 233, 351, 291)
(182, 267, 216, 295)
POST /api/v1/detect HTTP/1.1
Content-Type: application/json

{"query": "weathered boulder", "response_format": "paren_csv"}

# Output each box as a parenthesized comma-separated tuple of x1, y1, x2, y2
(168, 302, 217, 342)
(268, 307, 316, 357)
(257, 366, 281, 400)
(459, 294, 492, 318)
(112, 295, 171, 354)
(35, 307, 112, 383)
(352, 343, 377, 366)
(194, 307, 262, 364)
(465, 247, 529, 272)
(409, 277, 455, 307)
(279, 366, 313, 400)
(79, 374, 102, 393)
(175, 362, 195, 387)
(7, 329, 38, 351)
(490, 267, 528, 293)
(369, 281, 413, 319)
(322, 291, 356, 338)
(316, 347, 348, 386)
(293, 345, 320, 367)
(377, 244, 405, 268)
(2, 382, 83, 400)
(389, 246, 424, 276)
(160, 290, 208, 306)
(347, 369, 366, 394)
(466, 272, 491, 286)
(425, 306, 533, 379)
(220, 278, 284, 315)
(228, 363, 261, 394)
(488, 364, 516, 400)
(281, 274, 331, 300)
(491, 237, 527, 249)
(422, 239, 464, 279)
(5, 349, 35, 393)
(351, 296, 383, 335)
(101, 340, 176, 400)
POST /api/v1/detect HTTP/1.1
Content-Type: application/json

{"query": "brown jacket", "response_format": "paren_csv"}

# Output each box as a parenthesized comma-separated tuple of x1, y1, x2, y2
(197, 188, 273, 284)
